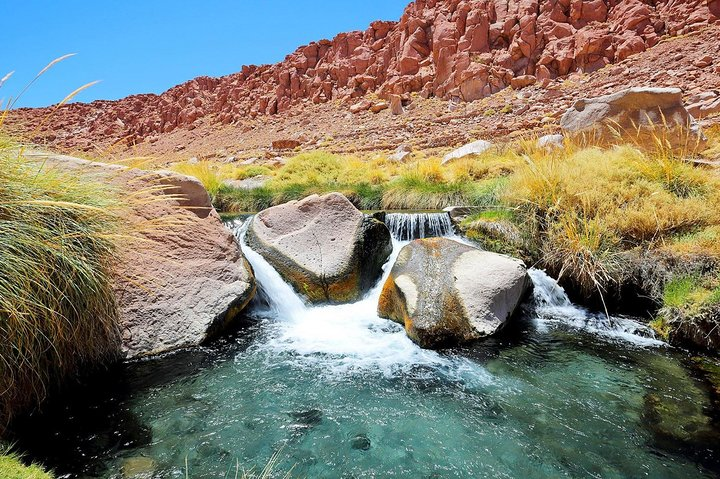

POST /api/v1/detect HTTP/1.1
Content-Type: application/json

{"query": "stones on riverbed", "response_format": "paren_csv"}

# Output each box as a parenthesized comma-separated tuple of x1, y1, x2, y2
(351, 433, 372, 451)
(120, 456, 157, 478)
(247, 192, 392, 303)
(290, 409, 323, 428)
(378, 238, 531, 348)
(560, 87, 707, 151)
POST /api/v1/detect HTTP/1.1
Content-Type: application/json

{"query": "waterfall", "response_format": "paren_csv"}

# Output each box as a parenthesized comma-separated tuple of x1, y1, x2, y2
(226, 218, 484, 379)
(528, 269, 663, 346)
(229, 218, 306, 319)
(384, 212, 454, 241)
(225, 217, 662, 376)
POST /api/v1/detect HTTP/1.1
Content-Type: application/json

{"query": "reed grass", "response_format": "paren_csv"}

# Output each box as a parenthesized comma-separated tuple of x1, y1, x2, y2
(0, 143, 123, 429)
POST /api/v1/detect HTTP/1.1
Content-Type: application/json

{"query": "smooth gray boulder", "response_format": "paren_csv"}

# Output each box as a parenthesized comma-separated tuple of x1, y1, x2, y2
(247, 192, 392, 303)
(560, 87, 706, 150)
(378, 237, 531, 348)
(442, 140, 493, 165)
(31, 152, 257, 358)
(537, 134, 564, 149)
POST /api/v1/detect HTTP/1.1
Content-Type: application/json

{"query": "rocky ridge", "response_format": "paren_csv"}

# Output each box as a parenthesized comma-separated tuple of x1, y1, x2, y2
(7, 0, 719, 154)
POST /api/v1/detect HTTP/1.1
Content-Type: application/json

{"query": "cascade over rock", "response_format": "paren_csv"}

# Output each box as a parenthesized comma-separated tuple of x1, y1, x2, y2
(11, 0, 719, 146)
(247, 193, 393, 303)
(30, 152, 256, 358)
(378, 237, 531, 348)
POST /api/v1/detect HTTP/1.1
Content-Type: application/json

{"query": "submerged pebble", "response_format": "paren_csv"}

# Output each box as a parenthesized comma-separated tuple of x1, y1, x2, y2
(351, 433, 371, 451)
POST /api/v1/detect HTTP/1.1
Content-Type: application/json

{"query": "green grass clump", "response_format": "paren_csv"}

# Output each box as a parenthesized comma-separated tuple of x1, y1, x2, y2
(231, 165, 272, 180)
(663, 276, 702, 309)
(663, 275, 720, 312)
(0, 144, 122, 429)
(0, 446, 52, 479)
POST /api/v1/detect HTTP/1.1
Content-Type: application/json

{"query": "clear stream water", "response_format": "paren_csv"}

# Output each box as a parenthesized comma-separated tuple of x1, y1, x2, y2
(13, 214, 720, 478)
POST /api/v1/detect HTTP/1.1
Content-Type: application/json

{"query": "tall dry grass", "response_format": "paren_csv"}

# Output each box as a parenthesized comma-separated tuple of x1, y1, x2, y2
(504, 134, 720, 304)
(0, 141, 123, 429)
(0, 56, 192, 431)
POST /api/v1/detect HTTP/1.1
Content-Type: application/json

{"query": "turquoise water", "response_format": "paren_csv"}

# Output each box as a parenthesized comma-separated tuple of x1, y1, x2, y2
(14, 222, 720, 478)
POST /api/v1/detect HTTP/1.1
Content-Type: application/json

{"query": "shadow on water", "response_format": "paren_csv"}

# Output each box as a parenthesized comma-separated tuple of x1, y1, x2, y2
(11, 303, 720, 478)
(7, 318, 262, 478)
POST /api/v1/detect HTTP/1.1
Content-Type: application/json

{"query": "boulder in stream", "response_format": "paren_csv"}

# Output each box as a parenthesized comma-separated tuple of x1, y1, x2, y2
(247, 192, 392, 303)
(33, 152, 257, 358)
(378, 238, 531, 348)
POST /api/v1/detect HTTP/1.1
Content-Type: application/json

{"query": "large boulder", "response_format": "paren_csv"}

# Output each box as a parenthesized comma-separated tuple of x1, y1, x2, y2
(378, 238, 531, 348)
(33, 152, 256, 358)
(247, 193, 392, 303)
(560, 87, 707, 150)
(442, 140, 493, 165)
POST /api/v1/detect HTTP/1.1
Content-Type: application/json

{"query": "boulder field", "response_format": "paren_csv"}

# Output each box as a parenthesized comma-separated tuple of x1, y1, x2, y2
(378, 237, 531, 348)
(247, 192, 393, 303)
(32, 152, 256, 358)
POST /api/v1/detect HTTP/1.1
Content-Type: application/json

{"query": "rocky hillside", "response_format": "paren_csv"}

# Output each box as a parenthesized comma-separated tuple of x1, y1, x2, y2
(7, 0, 720, 155)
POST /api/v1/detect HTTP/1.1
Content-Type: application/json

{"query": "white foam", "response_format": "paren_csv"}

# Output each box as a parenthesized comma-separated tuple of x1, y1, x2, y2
(228, 217, 662, 384)
(528, 269, 665, 347)
(231, 219, 490, 382)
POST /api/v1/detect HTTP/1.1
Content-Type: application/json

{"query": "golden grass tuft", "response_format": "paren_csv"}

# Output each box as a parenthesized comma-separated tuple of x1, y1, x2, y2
(0, 143, 123, 429)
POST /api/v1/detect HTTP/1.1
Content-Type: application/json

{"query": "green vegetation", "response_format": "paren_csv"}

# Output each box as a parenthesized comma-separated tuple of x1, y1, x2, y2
(662, 275, 720, 313)
(0, 445, 53, 479)
(211, 150, 517, 212)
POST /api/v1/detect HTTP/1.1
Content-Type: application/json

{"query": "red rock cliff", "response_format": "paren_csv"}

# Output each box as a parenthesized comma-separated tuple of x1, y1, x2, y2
(11, 0, 720, 145)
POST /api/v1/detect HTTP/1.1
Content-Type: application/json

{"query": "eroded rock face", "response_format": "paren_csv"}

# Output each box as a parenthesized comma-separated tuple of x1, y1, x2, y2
(33, 152, 256, 358)
(560, 87, 707, 149)
(378, 237, 531, 348)
(12, 0, 719, 149)
(247, 193, 392, 303)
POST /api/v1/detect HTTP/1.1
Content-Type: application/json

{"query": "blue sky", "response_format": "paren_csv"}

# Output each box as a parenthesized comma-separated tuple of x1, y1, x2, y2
(2, 1, 408, 108)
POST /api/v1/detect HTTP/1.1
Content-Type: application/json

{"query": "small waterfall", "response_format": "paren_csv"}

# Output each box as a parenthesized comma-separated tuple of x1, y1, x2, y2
(229, 218, 306, 319)
(225, 217, 480, 379)
(224, 217, 662, 376)
(384, 212, 454, 241)
(528, 269, 663, 346)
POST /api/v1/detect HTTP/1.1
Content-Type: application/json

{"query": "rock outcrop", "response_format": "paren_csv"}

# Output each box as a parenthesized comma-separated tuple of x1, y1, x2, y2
(560, 87, 707, 149)
(10, 0, 719, 149)
(442, 139, 493, 164)
(247, 193, 392, 303)
(378, 237, 531, 348)
(31, 152, 257, 358)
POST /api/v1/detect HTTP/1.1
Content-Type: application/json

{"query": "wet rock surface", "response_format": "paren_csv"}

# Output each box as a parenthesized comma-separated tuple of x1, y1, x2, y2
(378, 237, 531, 348)
(247, 193, 392, 303)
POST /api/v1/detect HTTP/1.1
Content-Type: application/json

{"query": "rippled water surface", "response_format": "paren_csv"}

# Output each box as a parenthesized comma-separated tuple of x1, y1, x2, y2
(14, 218, 720, 478)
